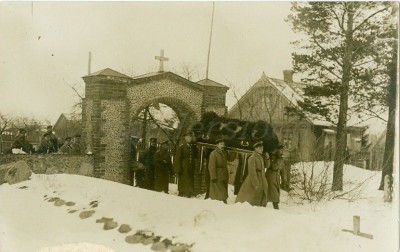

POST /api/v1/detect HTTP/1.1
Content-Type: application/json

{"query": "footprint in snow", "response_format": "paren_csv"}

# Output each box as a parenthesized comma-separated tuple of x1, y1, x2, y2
(89, 200, 99, 208)
(96, 217, 118, 230)
(54, 199, 66, 206)
(79, 210, 95, 219)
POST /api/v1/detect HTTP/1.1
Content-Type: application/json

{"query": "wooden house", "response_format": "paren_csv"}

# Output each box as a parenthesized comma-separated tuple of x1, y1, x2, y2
(228, 70, 366, 167)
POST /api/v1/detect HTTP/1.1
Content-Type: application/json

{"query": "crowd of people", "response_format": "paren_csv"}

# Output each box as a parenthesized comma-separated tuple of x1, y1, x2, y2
(131, 131, 287, 209)
(9, 125, 84, 155)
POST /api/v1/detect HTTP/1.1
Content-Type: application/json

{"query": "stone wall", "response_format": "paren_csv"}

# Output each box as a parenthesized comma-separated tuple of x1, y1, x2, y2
(0, 154, 94, 175)
(127, 78, 203, 123)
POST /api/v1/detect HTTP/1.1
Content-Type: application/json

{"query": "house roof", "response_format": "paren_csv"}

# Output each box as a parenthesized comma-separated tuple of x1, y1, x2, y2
(197, 79, 229, 89)
(131, 71, 204, 91)
(229, 72, 371, 129)
(132, 72, 164, 79)
(84, 68, 132, 79)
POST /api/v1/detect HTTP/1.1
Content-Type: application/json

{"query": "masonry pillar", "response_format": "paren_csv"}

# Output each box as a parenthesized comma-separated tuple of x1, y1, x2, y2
(82, 73, 131, 184)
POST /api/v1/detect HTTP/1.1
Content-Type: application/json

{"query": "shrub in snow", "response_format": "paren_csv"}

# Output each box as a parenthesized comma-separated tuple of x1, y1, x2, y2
(288, 161, 374, 202)
(3, 160, 32, 185)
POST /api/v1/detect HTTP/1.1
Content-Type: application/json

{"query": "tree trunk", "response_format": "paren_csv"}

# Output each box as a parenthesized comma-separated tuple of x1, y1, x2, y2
(332, 6, 354, 191)
(379, 12, 397, 190)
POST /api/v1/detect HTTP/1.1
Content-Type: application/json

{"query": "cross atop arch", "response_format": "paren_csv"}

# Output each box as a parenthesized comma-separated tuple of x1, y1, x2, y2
(155, 49, 169, 72)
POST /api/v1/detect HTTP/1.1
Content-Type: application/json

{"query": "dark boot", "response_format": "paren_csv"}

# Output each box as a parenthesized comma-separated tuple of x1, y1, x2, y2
(273, 202, 279, 210)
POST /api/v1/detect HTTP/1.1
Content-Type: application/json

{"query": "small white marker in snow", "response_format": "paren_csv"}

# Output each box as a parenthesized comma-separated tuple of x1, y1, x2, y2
(342, 215, 373, 239)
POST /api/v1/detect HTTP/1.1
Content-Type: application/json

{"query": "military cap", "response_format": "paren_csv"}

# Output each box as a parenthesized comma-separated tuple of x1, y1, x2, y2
(74, 134, 81, 138)
(215, 137, 225, 144)
(65, 137, 72, 141)
(253, 141, 263, 149)
(19, 128, 26, 133)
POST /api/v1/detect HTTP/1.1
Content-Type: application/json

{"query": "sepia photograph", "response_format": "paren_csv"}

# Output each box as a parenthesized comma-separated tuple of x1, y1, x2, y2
(0, 1, 398, 251)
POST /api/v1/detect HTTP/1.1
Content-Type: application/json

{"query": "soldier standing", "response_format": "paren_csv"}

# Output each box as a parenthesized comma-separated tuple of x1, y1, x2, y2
(154, 140, 173, 193)
(207, 137, 236, 203)
(173, 132, 198, 197)
(235, 141, 269, 206)
(265, 144, 286, 210)
(139, 138, 158, 190)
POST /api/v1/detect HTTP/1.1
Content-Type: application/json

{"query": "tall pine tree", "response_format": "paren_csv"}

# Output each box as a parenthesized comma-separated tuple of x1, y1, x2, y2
(287, 2, 393, 191)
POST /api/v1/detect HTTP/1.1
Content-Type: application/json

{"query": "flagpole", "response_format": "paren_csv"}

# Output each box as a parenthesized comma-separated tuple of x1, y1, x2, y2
(205, 2, 215, 80)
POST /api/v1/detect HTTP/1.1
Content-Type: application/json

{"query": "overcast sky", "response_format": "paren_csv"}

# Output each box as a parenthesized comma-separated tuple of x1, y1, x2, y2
(1, 2, 299, 123)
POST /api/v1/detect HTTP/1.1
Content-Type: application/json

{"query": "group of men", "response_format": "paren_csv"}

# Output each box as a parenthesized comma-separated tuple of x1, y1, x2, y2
(133, 131, 287, 209)
(131, 132, 199, 197)
(11, 125, 84, 155)
(132, 137, 174, 193)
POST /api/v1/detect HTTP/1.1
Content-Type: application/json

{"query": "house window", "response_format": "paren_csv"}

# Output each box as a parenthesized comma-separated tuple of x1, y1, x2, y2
(282, 128, 293, 150)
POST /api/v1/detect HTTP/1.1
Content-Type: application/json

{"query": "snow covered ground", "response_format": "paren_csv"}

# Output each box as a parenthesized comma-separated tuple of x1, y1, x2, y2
(0, 162, 398, 252)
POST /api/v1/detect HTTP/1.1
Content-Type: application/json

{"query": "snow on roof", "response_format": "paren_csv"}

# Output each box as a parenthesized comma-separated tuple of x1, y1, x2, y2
(265, 76, 334, 126)
(323, 129, 336, 134)
(84, 68, 131, 79)
(132, 72, 165, 79)
(197, 79, 229, 89)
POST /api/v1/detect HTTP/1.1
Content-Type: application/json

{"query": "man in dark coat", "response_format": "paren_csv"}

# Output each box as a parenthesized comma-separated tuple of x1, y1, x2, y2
(235, 141, 269, 207)
(139, 138, 158, 190)
(42, 125, 58, 152)
(12, 129, 33, 154)
(38, 133, 57, 154)
(154, 140, 173, 193)
(208, 138, 236, 203)
(265, 144, 287, 210)
(174, 132, 198, 197)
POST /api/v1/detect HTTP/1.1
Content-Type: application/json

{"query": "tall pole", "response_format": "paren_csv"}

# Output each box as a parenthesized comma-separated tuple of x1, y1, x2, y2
(205, 2, 215, 80)
(88, 52, 92, 75)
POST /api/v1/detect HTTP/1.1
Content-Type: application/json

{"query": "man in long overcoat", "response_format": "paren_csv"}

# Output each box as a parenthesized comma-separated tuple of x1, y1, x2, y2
(154, 140, 173, 193)
(265, 144, 286, 209)
(173, 132, 198, 197)
(208, 138, 236, 203)
(140, 138, 158, 190)
(235, 141, 269, 206)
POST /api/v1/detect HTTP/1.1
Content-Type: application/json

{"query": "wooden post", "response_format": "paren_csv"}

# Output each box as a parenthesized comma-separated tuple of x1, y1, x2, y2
(353, 215, 360, 235)
(342, 215, 373, 239)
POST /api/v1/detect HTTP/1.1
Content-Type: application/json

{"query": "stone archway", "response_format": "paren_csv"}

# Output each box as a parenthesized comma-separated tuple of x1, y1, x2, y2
(82, 68, 228, 185)
(130, 96, 199, 143)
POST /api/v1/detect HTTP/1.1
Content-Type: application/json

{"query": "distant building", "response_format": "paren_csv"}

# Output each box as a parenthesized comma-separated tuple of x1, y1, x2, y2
(366, 130, 386, 171)
(228, 70, 366, 167)
(53, 113, 82, 145)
